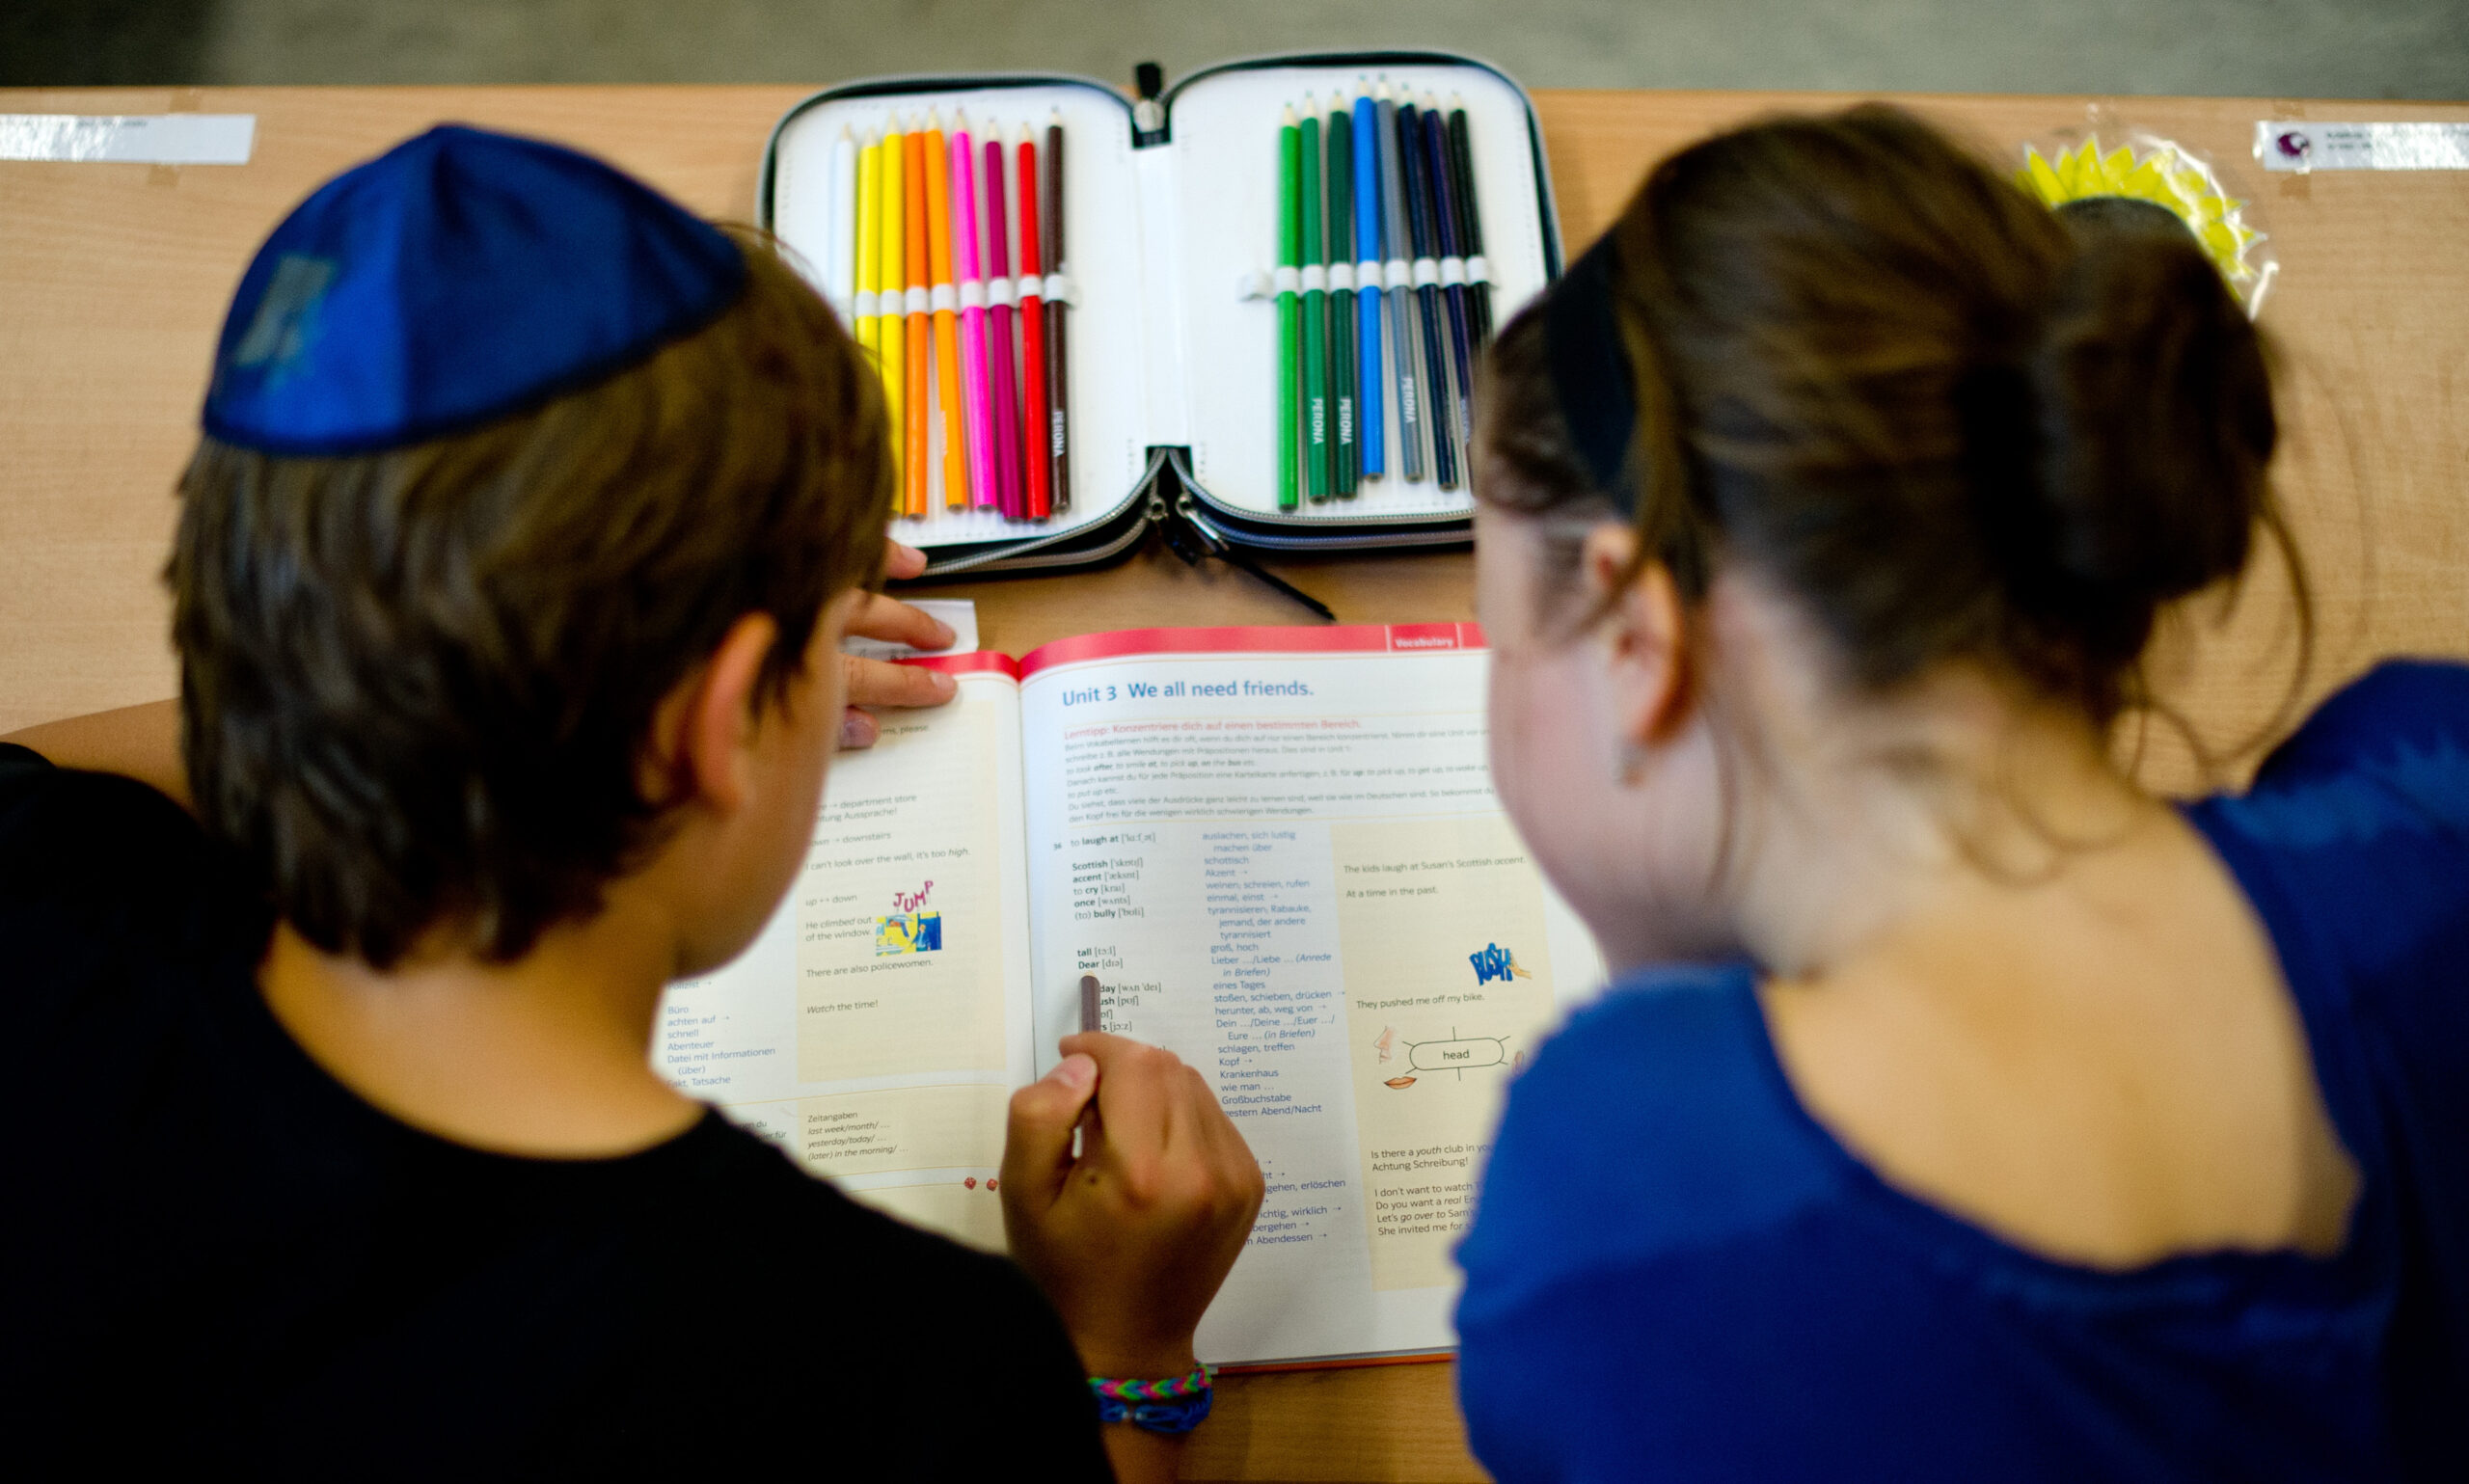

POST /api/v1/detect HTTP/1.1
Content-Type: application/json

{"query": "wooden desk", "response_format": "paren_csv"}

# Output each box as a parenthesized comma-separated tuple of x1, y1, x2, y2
(4, 84, 2465, 1481)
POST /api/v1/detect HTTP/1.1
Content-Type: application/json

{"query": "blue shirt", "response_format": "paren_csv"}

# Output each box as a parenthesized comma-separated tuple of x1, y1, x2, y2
(1455, 661, 2469, 1482)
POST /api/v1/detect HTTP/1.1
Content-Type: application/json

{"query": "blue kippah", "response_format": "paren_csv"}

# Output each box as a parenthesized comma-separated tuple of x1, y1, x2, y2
(203, 123, 747, 456)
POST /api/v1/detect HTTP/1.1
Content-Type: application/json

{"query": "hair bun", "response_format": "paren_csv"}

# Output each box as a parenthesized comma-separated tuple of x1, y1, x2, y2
(2025, 228, 2276, 627)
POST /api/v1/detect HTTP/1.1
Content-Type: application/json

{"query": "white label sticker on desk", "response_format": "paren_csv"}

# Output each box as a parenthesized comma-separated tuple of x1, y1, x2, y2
(0, 114, 257, 165)
(2257, 121, 2469, 172)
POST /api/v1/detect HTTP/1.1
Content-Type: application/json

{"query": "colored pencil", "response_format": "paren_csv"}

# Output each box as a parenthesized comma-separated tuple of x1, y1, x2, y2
(855, 132, 882, 373)
(824, 125, 856, 325)
(1396, 93, 1458, 490)
(1423, 96, 1478, 455)
(878, 117, 908, 504)
(1017, 126, 1052, 521)
(1276, 106, 1301, 511)
(1300, 98, 1330, 501)
(1447, 95, 1493, 346)
(951, 116, 997, 510)
(1351, 89, 1384, 480)
(983, 135, 1024, 520)
(1327, 100, 1358, 497)
(924, 112, 968, 509)
(1043, 112, 1072, 512)
(902, 126, 931, 518)
(1373, 83, 1427, 484)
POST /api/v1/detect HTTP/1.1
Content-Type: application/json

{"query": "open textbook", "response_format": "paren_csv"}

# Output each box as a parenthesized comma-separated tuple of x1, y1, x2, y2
(652, 624, 1606, 1366)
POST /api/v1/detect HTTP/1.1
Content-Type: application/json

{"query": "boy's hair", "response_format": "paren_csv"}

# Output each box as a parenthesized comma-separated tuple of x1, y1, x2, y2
(170, 235, 891, 969)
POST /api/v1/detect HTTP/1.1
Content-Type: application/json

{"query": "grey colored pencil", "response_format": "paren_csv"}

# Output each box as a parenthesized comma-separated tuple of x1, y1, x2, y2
(1373, 81, 1428, 483)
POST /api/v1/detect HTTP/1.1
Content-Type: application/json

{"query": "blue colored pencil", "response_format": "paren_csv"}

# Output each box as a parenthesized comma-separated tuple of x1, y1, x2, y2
(1351, 88, 1384, 479)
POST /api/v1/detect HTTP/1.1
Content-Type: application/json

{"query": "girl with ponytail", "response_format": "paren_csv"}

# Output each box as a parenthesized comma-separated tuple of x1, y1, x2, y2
(1456, 105, 2468, 1480)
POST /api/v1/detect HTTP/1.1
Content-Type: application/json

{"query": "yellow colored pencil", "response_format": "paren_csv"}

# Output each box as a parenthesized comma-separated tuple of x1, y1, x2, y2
(855, 132, 882, 371)
(878, 116, 908, 503)
(902, 128, 930, 520)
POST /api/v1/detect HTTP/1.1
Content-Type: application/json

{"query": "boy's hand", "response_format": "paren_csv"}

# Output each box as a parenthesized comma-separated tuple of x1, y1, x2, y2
(1001, 1034, 1264, 1378)
(839, 539, 958, 749)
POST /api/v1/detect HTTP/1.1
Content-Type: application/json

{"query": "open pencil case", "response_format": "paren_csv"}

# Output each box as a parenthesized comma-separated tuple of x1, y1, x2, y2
(759, 50, 1565, 579)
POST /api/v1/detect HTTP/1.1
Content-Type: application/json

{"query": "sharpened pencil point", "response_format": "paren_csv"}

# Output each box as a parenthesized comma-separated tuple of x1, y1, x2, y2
(1282, 103, 1298, 125)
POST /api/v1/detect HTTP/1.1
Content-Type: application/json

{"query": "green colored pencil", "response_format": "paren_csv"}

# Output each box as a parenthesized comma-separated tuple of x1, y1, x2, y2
(1277, 107, 1301, 512)
(1300, 99, 1330, 501)
(1328, 101, 1358, 497)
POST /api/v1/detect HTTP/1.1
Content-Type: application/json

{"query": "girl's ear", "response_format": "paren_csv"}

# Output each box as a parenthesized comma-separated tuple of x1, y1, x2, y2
(645, 612, 778, 815)
(1583, 524, 1694, 753)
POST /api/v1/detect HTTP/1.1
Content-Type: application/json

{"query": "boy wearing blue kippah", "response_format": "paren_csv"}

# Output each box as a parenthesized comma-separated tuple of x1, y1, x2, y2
(0, 126, 1258, 1480)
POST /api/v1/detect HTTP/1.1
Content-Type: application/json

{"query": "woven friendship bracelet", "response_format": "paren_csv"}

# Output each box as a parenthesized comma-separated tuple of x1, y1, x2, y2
(1089, 1364, 1214, 1434)
(1089, 1363, 1212, 1403)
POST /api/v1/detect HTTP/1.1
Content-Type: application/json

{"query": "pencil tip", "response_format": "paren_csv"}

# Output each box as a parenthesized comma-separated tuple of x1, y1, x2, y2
(1282, 103, 1297, 124)
(1451, 92, 1466, 109)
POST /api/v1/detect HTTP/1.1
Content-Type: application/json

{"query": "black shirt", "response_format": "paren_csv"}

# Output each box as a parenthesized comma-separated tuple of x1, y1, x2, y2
(0, 744, 1110, 1479)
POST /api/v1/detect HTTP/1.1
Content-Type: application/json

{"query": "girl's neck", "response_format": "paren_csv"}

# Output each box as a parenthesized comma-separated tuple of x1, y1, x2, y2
(1726, 664, 2154, 981)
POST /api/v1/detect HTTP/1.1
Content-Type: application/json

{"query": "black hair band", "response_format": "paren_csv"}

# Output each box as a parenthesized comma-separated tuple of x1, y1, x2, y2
(1541, 231, 1641, 515)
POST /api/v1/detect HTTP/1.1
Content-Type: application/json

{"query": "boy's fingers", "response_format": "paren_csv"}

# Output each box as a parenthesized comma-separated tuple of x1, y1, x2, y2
(847, 591, 953, 650)
(842, 654, 957, 711)
(1086, 1045, 1180, 1191)
(1002, 1054, 1099, 1200)
(838, 707, 880, 750)
(883, 537, 930, 580)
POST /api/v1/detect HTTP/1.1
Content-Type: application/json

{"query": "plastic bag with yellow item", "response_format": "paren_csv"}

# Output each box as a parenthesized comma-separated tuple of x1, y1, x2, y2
(2017, 108, 2278, 318)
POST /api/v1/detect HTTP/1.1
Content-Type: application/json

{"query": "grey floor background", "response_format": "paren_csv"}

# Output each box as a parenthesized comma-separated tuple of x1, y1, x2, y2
(6, 0, 2465, 99)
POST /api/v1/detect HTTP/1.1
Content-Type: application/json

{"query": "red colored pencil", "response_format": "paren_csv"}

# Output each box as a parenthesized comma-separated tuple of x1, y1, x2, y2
(1016, 127, 1052, 521)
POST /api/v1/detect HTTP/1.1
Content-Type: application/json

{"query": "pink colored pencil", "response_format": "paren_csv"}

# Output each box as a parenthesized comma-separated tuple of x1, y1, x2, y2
(950, 116, 997, 510)
(982, 136, 1025, 520)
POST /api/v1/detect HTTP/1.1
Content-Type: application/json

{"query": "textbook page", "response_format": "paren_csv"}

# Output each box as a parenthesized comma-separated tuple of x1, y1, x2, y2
(652, 660, 1034, 1251)
(1016, 626, 1606, 1365)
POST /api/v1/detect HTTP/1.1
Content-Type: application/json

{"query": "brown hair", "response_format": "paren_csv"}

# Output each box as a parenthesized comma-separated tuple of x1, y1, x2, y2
(1479, 105, 2302, 732)
(170, 233, 890, 969)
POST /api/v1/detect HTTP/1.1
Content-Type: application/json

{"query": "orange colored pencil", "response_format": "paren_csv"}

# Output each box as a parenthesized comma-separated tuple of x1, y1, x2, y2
(923, 112, 968, 508)
(901, 128, 931, 518)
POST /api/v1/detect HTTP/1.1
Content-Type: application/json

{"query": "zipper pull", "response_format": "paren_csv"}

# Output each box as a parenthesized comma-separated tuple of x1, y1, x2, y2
(1171, 495, 1336, 621)
(1132, 62, 1167, 145)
